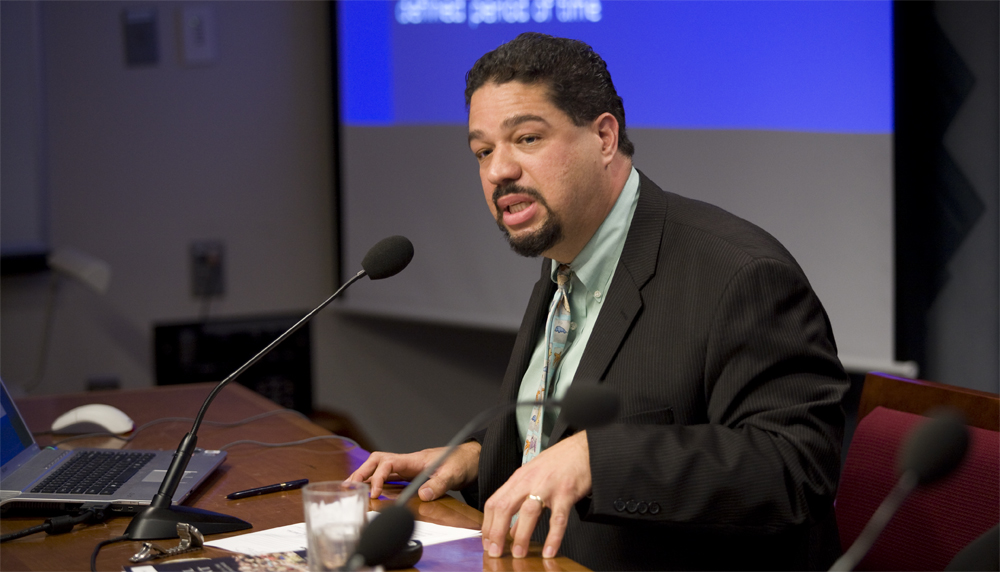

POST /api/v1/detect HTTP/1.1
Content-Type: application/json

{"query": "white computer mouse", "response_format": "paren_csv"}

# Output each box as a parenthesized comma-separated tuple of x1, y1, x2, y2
(51, 403, 135, 434)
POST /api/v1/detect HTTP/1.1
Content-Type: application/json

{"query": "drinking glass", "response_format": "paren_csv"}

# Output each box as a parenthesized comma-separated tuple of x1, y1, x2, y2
(302, 481, 369, 571)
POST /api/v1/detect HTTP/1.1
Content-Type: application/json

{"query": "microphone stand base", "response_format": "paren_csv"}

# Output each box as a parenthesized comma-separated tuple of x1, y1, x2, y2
(125, 505, 252, 540)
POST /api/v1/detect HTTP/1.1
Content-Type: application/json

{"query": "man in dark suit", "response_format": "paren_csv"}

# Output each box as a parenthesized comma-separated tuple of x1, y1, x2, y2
(350, 33, 849, 570)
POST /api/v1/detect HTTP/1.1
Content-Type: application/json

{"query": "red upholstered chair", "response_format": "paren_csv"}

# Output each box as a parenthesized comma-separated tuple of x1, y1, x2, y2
(835, 373, 1000, 570)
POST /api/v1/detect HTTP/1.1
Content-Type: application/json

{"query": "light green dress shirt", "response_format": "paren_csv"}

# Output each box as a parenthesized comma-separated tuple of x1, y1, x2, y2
(516, 167, 641, 450)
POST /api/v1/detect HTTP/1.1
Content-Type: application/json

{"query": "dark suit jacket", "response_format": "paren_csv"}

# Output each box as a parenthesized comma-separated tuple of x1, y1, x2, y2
(472, 171, 849, 570)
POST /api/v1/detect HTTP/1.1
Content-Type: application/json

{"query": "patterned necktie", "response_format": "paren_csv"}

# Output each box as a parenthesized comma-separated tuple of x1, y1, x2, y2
(522, 264, 572, 465)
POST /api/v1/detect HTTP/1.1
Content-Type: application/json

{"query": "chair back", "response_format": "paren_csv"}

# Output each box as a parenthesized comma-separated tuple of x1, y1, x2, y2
(857, 372, 999, 431)
(836, 373, 999, 570)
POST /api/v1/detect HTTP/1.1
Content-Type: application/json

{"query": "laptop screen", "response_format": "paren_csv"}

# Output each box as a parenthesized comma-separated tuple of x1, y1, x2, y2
(0, 379, 40, 479)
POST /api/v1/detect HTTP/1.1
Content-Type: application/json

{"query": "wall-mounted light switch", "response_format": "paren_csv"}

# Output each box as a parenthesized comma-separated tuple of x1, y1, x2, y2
(180, 5, 218, 65)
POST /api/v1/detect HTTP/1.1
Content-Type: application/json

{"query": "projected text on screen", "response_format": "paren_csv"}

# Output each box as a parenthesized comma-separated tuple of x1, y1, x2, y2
(340, 0, 892, 133)
(396, 0, 603, 26)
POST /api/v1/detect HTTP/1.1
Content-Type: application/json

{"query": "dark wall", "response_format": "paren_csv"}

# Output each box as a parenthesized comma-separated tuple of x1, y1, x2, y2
(895, 1, 999, 391)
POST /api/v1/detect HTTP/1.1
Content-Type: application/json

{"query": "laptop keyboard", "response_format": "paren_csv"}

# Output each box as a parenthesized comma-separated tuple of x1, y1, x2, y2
(31, 451, 155, 496)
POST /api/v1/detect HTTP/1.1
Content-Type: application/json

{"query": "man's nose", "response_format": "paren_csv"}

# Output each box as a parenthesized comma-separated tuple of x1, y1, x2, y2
(486, 146, 521, 186)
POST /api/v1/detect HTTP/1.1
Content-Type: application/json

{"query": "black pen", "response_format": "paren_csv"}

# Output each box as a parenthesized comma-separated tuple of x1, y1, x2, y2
(226, 478, 309, 500)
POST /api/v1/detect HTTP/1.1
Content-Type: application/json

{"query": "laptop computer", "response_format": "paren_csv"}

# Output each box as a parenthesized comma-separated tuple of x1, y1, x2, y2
(0, 378, 226, 515)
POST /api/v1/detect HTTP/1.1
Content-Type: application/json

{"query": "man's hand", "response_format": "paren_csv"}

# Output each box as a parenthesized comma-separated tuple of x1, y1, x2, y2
(481, 431, 591, 559)
(347, 441, 481, 501)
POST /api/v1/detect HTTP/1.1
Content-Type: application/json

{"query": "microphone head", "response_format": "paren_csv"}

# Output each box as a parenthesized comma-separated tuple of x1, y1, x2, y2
(561, 383, 618, 429)
(355, 505, 415, 567)
(362, 236, 414, 280)
(899, 409, 970, 485)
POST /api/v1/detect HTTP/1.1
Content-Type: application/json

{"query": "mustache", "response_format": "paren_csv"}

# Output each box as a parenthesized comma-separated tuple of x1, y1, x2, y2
(492, 183, 547, 211)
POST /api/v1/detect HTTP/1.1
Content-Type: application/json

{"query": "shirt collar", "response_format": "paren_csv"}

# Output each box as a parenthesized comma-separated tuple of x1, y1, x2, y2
(550, 167, 641, 293)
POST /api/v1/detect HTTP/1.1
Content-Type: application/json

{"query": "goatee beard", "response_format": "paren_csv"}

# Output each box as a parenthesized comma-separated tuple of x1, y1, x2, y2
(493, 183, 563, 258)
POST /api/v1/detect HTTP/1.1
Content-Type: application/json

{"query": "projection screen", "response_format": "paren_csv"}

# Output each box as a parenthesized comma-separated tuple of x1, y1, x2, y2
(336, 0, 911, 375)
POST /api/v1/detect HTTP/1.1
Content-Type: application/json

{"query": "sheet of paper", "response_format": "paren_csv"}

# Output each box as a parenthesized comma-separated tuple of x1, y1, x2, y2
(410, 518, 483, 546)
(205, 512, 481, 556)
(205, 522, 308, 556)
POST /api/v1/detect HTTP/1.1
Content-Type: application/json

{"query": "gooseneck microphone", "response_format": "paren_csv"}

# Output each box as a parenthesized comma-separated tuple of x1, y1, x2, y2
(342, 382, 619, 571)
(829, 410, 970, 572)
(124, 236, 414, 541)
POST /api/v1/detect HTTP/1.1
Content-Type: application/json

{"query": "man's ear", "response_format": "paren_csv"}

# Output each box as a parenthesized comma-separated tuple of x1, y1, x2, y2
(594, 112, 620, 163)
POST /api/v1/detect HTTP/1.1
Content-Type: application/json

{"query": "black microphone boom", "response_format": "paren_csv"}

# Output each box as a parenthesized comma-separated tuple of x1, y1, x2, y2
(124, 236, 414, 541)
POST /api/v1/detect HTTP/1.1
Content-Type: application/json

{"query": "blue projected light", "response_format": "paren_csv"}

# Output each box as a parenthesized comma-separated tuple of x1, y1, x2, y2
(339, 1, 395, 124)
(338, 1, 891, 134)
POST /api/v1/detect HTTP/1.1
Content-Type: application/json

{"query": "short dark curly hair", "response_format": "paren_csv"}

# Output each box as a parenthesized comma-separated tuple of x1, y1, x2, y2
(465, 32, 634, 158)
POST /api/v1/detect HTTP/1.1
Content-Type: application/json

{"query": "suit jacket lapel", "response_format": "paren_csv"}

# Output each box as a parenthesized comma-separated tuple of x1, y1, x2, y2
(549, 170, 668, 442)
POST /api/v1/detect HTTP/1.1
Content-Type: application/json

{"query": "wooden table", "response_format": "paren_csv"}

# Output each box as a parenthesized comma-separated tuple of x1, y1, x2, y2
(0, 383, 587, 572)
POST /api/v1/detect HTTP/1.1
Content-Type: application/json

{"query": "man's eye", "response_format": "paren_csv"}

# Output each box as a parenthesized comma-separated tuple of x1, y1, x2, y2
(520, 135, 538, 144)
(475, 148, 492, 160)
